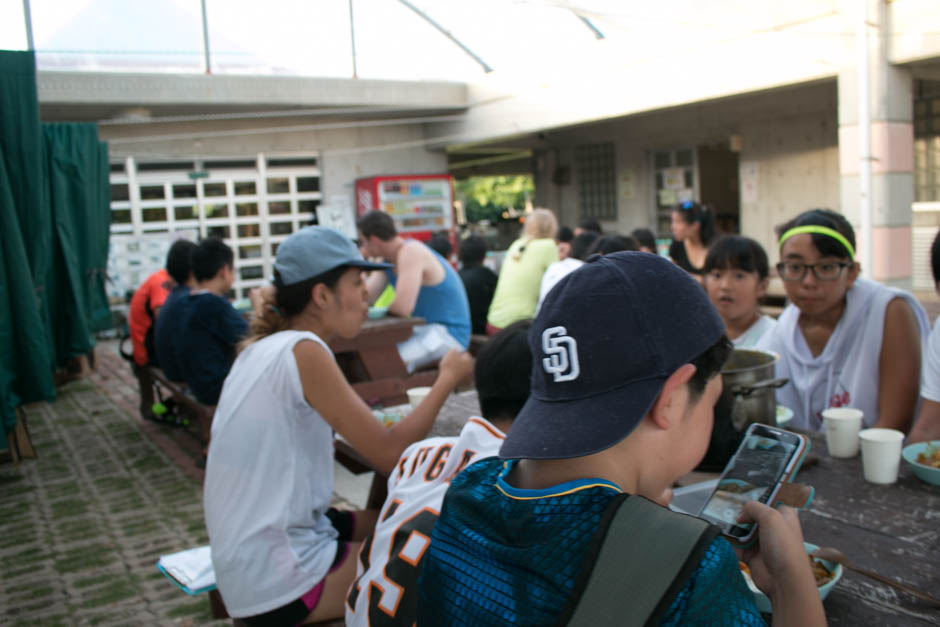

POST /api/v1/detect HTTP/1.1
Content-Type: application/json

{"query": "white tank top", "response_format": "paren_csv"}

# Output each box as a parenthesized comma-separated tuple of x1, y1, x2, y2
(758, 279, 929, 430)
(204, 330, 338, 618)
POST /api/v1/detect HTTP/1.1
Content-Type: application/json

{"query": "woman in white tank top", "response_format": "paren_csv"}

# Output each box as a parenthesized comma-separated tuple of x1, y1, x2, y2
(203, 226, 473, 625)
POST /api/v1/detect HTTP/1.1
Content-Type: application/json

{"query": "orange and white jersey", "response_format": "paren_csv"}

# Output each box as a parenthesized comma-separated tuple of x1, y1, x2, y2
(345, 416, 505, 627)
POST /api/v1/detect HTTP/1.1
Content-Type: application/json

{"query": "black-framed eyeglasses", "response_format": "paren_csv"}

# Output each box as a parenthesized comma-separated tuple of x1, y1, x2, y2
(776, 261, 851, 281)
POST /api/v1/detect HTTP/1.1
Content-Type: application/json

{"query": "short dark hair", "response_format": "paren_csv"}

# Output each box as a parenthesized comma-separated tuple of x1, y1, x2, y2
(587, 234, 639, 256)
(357, 210, 397, 241)
(459, 235, 487, 267)
(577, 219, 602, 234)
(776, 208, 855, 260)
(192, 238, 234, 282)
(569, 232, 599, 261)
(165, 239, 196, 284)
(631, 228, 656, 252)
(702, 235, 769, 280)
(556, 225, 574, 243)
(932, 229, 940, 286)
(475, 319, 533, 421)
(673, 202, 717, 245)
(428, 233, 452, 259)
(687, 334, 733, 402)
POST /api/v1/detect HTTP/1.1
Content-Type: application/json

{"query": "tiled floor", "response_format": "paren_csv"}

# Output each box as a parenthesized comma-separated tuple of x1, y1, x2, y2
(0, 340, 370, 626)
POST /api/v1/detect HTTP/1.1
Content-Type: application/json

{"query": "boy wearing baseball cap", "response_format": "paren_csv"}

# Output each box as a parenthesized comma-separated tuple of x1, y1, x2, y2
(418, 252, 825, 626)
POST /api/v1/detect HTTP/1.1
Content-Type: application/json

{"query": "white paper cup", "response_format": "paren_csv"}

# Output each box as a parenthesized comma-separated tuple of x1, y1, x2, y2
(822, 408, 863, 458)
(406, 386, 432, 410)
(859, 428, 904, 484)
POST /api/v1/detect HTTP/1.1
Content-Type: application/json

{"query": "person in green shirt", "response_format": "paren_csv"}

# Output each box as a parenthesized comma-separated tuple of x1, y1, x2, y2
(486, 208, 559, 334)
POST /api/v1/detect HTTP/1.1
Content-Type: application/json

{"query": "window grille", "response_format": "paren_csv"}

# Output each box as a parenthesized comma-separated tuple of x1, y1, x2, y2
(107, 154, 321, 302)
(575, 142, 617, 220)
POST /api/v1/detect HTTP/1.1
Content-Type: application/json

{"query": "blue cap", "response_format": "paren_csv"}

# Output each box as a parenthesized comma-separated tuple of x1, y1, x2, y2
(274, 226, 391, 285)
(499, 251, 725, 460)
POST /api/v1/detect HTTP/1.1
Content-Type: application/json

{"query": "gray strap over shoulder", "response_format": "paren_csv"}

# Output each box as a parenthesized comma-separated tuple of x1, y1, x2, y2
(565, 495, 716, 627)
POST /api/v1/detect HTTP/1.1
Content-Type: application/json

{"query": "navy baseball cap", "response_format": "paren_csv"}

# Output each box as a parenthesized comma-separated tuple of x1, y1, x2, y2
(274, 226, 391, 285)
(499, 251, 725, 460)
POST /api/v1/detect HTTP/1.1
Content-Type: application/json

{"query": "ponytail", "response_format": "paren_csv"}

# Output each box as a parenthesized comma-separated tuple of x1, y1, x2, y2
(238, 293, 290, 353)
(698, 204, 716, 246)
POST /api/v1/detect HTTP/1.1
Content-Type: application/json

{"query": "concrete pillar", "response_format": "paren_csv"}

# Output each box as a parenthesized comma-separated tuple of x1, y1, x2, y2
(838, 0, 915, 287)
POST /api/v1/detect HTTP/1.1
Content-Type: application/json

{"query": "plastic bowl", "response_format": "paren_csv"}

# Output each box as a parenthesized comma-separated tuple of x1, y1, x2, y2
(741, 542, 842, 613)
(372, 409, 403, 427)
(901, 441, 940, 486)
(368, 306, 388, 320)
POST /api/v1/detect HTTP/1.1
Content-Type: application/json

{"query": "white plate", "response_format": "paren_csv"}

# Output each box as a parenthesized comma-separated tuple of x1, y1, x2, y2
(776, 405, 793, 427)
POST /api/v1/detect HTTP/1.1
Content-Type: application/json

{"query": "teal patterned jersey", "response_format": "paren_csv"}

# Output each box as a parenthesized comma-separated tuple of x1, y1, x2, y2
(417, 457, 766, 626)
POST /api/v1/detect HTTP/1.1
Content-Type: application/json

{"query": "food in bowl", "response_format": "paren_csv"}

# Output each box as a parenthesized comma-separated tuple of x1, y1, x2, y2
(739, 556, 833, 588)
(738, 542, 841, 613)
(902, 441, 940, 486)
(810, 557, 834, 586)
(916, 444, 940, 468)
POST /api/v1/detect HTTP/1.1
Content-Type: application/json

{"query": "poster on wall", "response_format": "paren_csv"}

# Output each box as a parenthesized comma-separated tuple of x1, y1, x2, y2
(663, 168, 685, 190)
(620, 168, 636, 199)
(318, 195, 357, 239)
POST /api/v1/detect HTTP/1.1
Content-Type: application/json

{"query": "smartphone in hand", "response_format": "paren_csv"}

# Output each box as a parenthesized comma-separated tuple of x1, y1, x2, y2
(698, 423, 809, 546)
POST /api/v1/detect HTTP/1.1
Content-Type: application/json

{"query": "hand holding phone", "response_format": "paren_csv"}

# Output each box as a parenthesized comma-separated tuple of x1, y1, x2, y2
(698, 423, 809, 546)
(738, 501, 827, 626)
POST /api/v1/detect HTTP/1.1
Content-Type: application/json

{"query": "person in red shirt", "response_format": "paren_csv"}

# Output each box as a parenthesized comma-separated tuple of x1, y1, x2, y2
(126, 239, 196, 419)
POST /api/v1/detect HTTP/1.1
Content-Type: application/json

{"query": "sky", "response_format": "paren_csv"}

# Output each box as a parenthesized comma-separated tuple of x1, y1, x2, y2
(0, 1, 853, 82)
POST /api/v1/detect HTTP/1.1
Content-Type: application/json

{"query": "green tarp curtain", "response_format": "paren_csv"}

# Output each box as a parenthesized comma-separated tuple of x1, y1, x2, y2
(0, 50, 55, 449)
(0, 50, 111, 450)
(44, 123, 113, 364)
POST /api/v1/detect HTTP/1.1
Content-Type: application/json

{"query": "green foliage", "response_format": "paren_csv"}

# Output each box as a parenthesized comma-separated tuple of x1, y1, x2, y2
(456, 176, 533, 223)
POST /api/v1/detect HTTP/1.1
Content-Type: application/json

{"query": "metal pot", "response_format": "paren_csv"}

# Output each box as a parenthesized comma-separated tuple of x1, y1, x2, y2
(698, 349, 789, 471)
(721, 349, 788, 430)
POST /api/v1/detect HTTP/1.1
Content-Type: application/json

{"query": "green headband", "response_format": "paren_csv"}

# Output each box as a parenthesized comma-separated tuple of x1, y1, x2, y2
(778, 225, 855, 259)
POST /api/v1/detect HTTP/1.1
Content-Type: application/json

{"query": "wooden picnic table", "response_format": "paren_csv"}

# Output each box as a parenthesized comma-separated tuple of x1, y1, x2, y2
(794, 429, 939, 625)
(337, 390, 939, 624)
(329, 315, 439, 407)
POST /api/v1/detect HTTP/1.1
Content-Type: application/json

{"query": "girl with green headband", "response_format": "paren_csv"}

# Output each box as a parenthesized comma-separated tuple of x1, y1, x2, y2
(756, 209, 929, 434)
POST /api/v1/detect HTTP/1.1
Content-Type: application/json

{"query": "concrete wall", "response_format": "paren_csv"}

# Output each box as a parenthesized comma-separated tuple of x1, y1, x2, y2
(100, 118, 448, 202)
(530, 81, 839, 258)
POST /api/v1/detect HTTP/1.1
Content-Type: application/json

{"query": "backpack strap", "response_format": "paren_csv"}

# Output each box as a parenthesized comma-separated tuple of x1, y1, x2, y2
(560, 494, 718, 627)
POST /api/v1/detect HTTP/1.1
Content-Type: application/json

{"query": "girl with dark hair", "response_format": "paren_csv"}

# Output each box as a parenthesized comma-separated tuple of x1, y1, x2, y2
(756, 209, 929, 433)
(669, 201, 716, 280)
(703, 235, 776, 348)
(203, 226, 473, 625)
(630, 227, 657, 254)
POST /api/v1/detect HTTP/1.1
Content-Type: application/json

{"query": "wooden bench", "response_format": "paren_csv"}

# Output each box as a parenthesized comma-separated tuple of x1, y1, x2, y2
(146, 366, 214, 447)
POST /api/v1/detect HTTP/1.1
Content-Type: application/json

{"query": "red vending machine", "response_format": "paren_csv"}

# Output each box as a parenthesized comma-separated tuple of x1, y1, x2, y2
(354, 174, 457, 261)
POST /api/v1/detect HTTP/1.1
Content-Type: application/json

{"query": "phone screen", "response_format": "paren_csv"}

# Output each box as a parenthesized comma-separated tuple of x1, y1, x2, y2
(699, 424, 805, 540)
